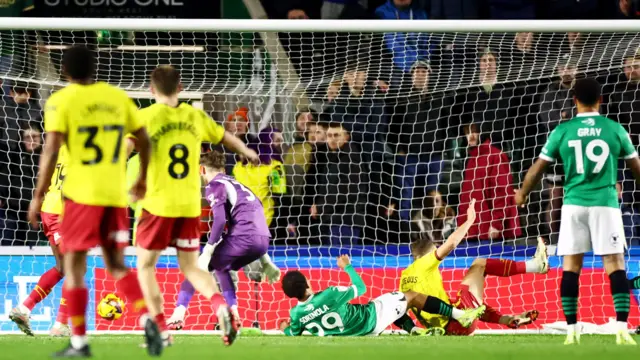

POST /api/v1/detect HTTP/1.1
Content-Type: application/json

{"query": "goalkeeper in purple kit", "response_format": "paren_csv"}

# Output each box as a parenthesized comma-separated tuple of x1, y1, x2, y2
(167, 151, 281, 330)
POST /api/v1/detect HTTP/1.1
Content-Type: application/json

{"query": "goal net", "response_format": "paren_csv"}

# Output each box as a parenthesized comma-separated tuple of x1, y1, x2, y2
(1, 18, 640, 334)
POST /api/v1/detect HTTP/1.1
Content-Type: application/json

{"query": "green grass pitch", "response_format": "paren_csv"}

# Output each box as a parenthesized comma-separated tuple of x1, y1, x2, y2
(2, 335, 640, 360)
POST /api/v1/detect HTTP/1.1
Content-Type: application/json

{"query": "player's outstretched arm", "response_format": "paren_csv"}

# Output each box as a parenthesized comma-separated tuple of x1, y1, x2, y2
(125, 136, 136, 157)
(198, 197, 227, 270)
(28, 131, 64, 228)
(436, 199, 476, 260)
(221, 132, 259, 164)
(626, 157, 640, 185)
(129, 127, 150, 202)
(281, 316, 303, 336)
(515, 158, 550, 206)
(337, 255, 367, 297)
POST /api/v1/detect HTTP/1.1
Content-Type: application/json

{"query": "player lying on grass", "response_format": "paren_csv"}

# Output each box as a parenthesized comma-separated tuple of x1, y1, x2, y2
(166, 150, 281, 331)
(10, 147, 70, 337)
(516, 78, 640, 345)
(279, 204, 485, 337)
(133, 67, 260, 349)
(28, 45, 157, 358)
(399, 234, 548, 335)
(280, 252, 485, 337)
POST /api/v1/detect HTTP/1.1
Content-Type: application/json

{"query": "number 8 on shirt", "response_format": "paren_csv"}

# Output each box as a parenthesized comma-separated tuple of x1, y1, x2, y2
(134, 85, 225, 250)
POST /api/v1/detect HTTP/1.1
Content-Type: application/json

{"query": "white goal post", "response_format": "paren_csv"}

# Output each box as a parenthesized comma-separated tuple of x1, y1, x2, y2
(1, 18, 640, 336)
(3, 18, 640, 32)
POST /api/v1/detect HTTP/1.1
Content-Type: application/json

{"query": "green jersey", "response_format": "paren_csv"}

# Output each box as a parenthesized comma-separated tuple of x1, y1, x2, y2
(540, 112, 638, 208)
(284, 265, 376, 337)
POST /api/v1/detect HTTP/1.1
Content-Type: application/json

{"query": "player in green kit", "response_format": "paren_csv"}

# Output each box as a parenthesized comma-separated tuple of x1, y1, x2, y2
(280, 254, 486, 337)
(516, 78, 640, 346)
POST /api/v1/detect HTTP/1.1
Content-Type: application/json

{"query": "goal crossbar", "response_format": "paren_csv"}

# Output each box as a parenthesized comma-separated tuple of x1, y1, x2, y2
(1, 18, 640, 33)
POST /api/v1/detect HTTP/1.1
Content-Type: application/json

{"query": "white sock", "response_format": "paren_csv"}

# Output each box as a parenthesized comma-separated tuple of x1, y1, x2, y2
(53, 321, 63, 328)
(450, 307, 465, 320)
(139, 313, 151, 328)
(566, 323, 579, 334)
(525, 259, 541, 273)
(70, 335, 88, 349)
(18, 304, 31, 315)
(161, 330, 170, 339)
(617, 321, 629, 332)
(172, 305, 187, 320)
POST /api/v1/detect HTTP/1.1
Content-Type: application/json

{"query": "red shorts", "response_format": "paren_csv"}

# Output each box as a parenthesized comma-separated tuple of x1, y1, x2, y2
(136, 209, 200, 252)
(445, 285, 482, 336)
(60, 200, 129, 253)
(41, 212, 62, 247)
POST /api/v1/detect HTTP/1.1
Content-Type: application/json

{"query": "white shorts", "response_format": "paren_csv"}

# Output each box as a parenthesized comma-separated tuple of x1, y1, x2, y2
(558, 205, 626, 256)
(369, 292, 408, 336)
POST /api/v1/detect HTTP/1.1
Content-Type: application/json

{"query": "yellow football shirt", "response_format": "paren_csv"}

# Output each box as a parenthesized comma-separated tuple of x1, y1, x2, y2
(399, 251, 450, 329)
(138, 103, 225, 218)
(232, 160, 286, 227)
(44, 82, 142, 208)
(41, 145, 68, 215)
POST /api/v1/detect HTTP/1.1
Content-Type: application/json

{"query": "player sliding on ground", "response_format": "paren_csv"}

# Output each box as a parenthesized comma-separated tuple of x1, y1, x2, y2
(279, 202, 485, 337)
(166, 151, 281, 330)
(133, 66, 260, 349)
(27, 45, 156, 358)
(10, 147, 70, 337)
(280, 253, 485, 337)
(516, 78, 640, 345)
(399, 233, 548, 335)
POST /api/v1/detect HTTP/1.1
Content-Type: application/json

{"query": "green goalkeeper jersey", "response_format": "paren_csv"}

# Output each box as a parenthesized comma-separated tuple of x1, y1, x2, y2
(540, 112, 638, 208)
(283, 265, 377, 337)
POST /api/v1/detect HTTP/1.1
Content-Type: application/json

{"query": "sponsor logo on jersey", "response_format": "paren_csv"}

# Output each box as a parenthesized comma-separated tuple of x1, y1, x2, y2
(401, 276, 418, 286)
(581, 118, 595, 126)
(304, 304, 315, 312)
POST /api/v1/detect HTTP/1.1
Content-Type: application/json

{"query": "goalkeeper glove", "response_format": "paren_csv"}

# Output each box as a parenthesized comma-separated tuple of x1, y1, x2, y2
(259, 254, 281, 284)
(198, 243, 215, 271)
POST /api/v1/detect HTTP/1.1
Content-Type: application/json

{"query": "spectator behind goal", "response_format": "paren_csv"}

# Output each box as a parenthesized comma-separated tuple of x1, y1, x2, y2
(221, 107, 254, 175)
(375, 0, 430, 90)
(233, 127, 286, 231)
(0, 125, 44, 245)
(457, 123, 522, 241)
(283, 120, 327, 241)
(311, 122, 367, 245)
(1, 82, 42, 152)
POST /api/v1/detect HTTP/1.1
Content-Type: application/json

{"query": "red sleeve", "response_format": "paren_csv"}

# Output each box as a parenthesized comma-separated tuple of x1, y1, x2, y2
(488, 150, 512, 232)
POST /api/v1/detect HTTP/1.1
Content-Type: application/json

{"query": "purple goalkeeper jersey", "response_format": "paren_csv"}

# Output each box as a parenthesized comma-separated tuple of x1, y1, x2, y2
(205, 173, 271, 245)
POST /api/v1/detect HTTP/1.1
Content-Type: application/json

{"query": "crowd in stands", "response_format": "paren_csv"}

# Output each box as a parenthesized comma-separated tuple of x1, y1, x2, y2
(2, 0, 640, 247)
